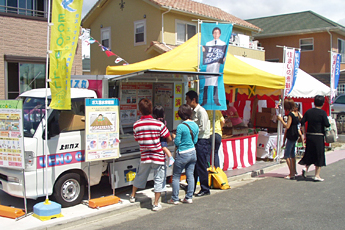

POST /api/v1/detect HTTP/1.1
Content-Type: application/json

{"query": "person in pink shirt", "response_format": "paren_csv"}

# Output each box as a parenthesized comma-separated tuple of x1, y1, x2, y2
(223, 100, 246, 127)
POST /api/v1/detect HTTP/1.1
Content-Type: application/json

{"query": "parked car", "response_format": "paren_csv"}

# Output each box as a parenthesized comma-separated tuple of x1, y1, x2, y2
(331, 94, 345, 133)
(331, 94, 345, 118)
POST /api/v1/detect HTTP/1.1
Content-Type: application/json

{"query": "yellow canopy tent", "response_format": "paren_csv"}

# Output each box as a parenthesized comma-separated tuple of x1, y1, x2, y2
(106, 34, 285, 92)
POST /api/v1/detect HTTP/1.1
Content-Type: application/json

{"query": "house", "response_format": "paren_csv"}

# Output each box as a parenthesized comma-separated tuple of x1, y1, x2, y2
(82, 0, 264, 75)
(247, 11, 345, 92)
(0, 0, 83, 99)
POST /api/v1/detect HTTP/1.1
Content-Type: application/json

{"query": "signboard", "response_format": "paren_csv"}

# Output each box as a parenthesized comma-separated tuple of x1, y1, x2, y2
(0, 100, 24, 169)
(85, 99, 120, 162)
(120, 82, 153, 125)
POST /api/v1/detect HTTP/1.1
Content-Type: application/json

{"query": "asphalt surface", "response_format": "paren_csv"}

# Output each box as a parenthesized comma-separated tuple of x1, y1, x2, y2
(66, 156, 345, 230)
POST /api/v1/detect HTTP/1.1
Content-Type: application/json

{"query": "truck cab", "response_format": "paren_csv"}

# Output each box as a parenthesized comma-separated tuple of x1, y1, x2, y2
(0, 88, 105, 207)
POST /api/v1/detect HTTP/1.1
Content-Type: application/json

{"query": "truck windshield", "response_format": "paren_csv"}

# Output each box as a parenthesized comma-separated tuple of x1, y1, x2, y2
(21, 97, 48, 137)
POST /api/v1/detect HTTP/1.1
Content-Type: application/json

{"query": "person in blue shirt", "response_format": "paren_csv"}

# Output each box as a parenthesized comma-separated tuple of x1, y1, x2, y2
(168, 104, 199, 204)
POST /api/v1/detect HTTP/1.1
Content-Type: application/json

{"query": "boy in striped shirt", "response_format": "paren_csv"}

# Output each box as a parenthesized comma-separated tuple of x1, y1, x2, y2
(129, 98, 172, 211)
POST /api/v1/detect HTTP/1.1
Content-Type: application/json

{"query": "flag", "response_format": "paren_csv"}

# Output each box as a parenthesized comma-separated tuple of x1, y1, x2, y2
(283, 48, 300, 96)
(289, 49, 300, 94)
(198, 23, 233, 111)
(105, 50, 116, 57)
(115, 57, 123, 63)
(331, 52, 342, 101)
(49, 0, 83, 110)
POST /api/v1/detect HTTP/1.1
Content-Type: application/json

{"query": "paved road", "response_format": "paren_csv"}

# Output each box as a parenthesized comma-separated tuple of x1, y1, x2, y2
(66, 158, 345, 230)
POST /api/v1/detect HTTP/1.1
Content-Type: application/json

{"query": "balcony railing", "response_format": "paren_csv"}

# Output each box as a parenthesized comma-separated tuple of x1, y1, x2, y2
(230, 34, 264, 51)
(0, 5, 48, 18)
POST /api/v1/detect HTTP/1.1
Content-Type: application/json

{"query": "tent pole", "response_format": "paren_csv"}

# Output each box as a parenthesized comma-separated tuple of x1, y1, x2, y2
(211, 110, 216, 168)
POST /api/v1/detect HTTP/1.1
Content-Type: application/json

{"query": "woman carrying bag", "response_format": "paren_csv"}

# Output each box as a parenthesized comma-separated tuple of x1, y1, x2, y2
(299, 95, 330, 182)
(168, 104, 199, 204)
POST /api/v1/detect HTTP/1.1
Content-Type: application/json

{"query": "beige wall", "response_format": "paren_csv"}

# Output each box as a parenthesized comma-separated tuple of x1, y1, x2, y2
(258, 32, 345, 74)
(228, 46, 265, 60)
(86, 0, 257, 75)
(0, 15, 82, 99)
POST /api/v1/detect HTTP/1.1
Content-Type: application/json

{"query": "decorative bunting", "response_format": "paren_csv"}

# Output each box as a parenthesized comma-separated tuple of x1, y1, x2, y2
(115, 57, 123, 63)
(105, 50, 116, 57)
(79, 28, 129, 65)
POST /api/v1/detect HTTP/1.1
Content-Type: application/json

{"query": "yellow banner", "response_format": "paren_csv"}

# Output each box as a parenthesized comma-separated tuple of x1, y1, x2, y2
(49, 0, 83, 110)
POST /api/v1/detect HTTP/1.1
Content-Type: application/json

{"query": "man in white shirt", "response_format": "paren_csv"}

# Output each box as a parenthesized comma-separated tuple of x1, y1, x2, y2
(201, 27, 226, 106)
(186, 90, 211, 196)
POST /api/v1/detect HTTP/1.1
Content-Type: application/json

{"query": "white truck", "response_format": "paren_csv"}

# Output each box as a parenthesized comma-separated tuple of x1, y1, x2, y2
(0, 74, 184, 207)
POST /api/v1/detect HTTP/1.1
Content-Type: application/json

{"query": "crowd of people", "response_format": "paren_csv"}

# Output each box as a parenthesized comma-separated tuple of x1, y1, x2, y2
(129, 92, 330, 211)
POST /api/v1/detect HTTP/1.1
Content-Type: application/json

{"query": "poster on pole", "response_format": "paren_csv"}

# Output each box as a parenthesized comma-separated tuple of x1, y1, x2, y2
(331, 52, 341, 102)
(0, 100, 24, 169)
(49, 0, 83, 110)
(284, 48, 300, 96)
(199, 23, 232, 111)
(85, 98, 120, 162)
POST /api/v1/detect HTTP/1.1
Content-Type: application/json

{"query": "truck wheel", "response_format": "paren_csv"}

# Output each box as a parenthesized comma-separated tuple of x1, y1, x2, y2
(53, 173, 85, 207)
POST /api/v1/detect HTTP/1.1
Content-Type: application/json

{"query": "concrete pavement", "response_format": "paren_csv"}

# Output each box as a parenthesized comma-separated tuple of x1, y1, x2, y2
(1, 143, 345, 230)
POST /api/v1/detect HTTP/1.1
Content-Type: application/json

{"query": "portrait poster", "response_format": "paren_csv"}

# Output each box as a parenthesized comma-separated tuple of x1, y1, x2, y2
(199, 23, 233, 110)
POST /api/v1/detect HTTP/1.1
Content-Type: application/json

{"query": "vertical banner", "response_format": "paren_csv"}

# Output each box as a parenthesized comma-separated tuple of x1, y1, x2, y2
(284, 47, 295, 96)
(49, 0, 84, 110)
(290, 49, 300, 94)
(85, 99, 120, 162)
(331, 52, 342, 101)
(199, 23, 233, 110)
(0, 100, 24, 169)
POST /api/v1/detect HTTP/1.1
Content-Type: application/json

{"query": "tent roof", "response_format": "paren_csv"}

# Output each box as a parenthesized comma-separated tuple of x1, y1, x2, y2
(106, 34, 285, 90)
(234, 55, 330, 98)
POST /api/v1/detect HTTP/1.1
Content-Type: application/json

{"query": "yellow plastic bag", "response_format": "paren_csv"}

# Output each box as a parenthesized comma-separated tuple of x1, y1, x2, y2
(207, 166, 231, 190)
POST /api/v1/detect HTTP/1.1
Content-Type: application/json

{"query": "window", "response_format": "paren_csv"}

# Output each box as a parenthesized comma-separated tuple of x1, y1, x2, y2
(7, 62, 45, 99)
(134, 19, 146, 45)
(337, 84, 345, 95)
(300, 38, 314, 51)
(101, 27, 111, 49)
(0, 0, 46, 17)
(338, 39, 345, 63)
(176, 20, 196, 44)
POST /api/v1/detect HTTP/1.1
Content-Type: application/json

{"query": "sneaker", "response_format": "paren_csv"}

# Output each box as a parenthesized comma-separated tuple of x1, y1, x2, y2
(129, 196, 135, 203)
(302, 168, 307, 178)
(180, 198, 193, 204)
(152, 203, 162, 211)
(167, 199, 180, 205)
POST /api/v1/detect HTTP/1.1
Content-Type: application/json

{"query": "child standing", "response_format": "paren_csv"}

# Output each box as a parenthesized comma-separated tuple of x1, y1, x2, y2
(153, 105, 175, 167)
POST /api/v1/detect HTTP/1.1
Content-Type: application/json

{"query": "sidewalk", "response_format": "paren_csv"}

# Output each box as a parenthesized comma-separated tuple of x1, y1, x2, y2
(2, 144, 345, 230)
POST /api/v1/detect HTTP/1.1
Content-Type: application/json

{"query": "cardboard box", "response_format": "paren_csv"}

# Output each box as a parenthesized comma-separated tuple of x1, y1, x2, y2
(262, 108, 276, 114)
(256, 112, 271, 127)
(59, 111, 85, 132)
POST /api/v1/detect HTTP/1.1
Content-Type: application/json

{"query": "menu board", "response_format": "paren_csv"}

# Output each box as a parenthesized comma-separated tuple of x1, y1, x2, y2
(120, 82, 153, 125)
(0, 100, 24, 169)
(154, 83, 173, 108)
(85, 98, 120, 162)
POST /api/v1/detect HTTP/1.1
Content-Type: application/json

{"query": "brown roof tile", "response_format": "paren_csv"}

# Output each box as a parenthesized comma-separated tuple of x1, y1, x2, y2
(147, 0, 260, 31)
(146, 41, 178, 53)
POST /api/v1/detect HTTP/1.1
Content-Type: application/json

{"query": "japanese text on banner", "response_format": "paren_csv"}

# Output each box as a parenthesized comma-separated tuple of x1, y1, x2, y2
(49, 0, 83, 110)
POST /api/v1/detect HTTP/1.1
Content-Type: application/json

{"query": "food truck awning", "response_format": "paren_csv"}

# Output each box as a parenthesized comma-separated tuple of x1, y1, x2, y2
(106, 34, 285, 90)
